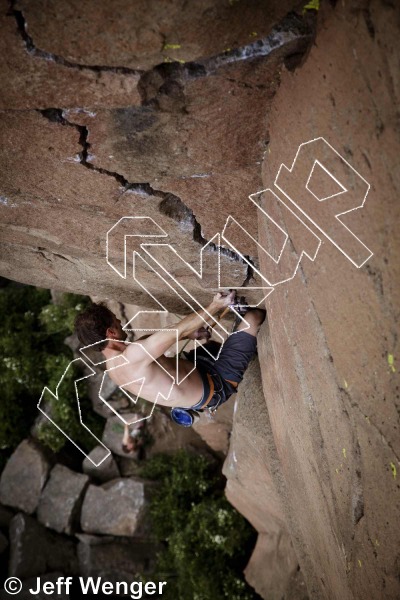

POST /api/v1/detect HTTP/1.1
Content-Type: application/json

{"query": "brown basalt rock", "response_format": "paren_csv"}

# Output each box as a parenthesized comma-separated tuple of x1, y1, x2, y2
(0, 109, 250, 310)
(256, 1, 400, 598)
(222, 358, 300, 599)
(0, 9, 141, 110)
(1, 0, 399, 598)
(15, 0, 298, 71)
(192, 399, 235, 456)
(0, 4, 314, 310)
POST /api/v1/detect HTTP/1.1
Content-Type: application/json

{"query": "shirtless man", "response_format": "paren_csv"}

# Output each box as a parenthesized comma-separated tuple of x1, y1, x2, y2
(74, 292, 265, 426)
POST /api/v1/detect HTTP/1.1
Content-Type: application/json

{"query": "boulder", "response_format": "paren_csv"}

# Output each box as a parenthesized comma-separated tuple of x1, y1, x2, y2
(37, 464, 89, 534)
(80, 478, 151, 537)
(76, 533, 157, 581)
(8, 513, 78, 579)
(0, 440, 50, 514)
(82, 446, 120, 482)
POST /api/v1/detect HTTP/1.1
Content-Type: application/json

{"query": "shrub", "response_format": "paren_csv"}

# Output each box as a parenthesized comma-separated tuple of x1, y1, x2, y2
(140, 451, 259, 600)
(0, 283, 100, 461)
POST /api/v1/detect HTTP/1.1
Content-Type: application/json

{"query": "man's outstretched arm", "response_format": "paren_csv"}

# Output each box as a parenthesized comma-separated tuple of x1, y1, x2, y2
(126, 291, 235, 365)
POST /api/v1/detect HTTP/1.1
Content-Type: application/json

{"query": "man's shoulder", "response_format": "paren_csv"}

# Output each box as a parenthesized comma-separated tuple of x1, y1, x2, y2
(122, 341, 154, 365)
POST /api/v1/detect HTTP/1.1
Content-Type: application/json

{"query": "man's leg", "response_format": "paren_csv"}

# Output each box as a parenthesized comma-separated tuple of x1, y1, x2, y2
(210, 308, 266, 391)
(235, 308, 266, 337)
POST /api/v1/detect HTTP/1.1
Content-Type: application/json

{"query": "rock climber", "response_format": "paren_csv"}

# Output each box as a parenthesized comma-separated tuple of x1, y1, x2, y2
(74, 291, 265, 427)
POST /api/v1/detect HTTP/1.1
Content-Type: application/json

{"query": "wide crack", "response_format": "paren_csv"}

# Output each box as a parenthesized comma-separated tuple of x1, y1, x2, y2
(38, 108, 256, 289)
(29, 7, 316, 294)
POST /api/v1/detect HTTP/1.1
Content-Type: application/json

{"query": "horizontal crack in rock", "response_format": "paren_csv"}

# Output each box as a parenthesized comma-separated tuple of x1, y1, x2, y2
(37, 108, 253, 289)
(139, 11, 315, 104)
(8, 0, 143, 76)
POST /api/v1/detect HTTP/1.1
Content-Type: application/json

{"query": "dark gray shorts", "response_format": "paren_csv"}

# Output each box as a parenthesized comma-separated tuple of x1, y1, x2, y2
(185, 330, 258, 407)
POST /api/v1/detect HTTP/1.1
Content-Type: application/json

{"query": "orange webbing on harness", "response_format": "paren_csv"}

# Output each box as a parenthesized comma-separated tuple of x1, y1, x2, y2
(200, 373, 215, 409)
(224, 379, 238, 388)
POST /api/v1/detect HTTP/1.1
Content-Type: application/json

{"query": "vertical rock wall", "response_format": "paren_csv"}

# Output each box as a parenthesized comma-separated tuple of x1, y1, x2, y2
(255, 1, 400, 598)
(1, 0, 399, 598)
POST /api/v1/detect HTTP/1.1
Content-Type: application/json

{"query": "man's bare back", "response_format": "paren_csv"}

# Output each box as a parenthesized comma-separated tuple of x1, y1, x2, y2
(74, 291, 265, 416)
(106, 350, 204, 409)
(100, 292, 236, 409)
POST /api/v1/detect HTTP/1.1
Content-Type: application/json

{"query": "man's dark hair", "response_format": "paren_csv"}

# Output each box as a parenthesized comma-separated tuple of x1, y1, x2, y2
(74, 302, 116, 351)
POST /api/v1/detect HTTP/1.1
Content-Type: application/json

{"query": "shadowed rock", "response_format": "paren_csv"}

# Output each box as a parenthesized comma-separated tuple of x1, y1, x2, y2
(8, 513, 78, 579)
(76, 533, 157, 581)
(37, 464, 89, 534)
(0, 439, 50, 515)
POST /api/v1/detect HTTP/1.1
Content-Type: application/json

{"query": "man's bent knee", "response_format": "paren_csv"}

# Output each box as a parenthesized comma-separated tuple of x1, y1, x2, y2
(246, 308, 265, 326)
(238, 308, 266, 333)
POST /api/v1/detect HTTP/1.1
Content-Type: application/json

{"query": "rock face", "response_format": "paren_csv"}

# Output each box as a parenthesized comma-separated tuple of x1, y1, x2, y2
(253, 1, 400, 599)
(0, 439, 50, 514)
(80, 478, 150, 536)
(1, 0, 400, 599)
(82, 446, 120, 482)
(8, 513, 78, 579)
(76, 533, 156, 581)
(193, 399, 235, 456)
(0, 0, 313, 312)
(223, 358, 302, 599)
(37, 464, 89, 534)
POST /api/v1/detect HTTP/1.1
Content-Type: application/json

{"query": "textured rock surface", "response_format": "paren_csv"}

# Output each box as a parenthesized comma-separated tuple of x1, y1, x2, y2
(16, 0, 298, 71)
(0, 0, 313, 311)
(255, 1, 400, 598)
(80, 478, 151, 536)
(8, 513, 78, 578)
(37, 464, 89, 533)
(192, 397, 234, 456)
(223, 358, 301, 598)
(82, 445, 120, 482)
(76, 533, 156, 581)
(0, 4, 141, 110)
(1, 0, 399, 598)
(245, 533, 307, 600)
(0, 439, 50, 514)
